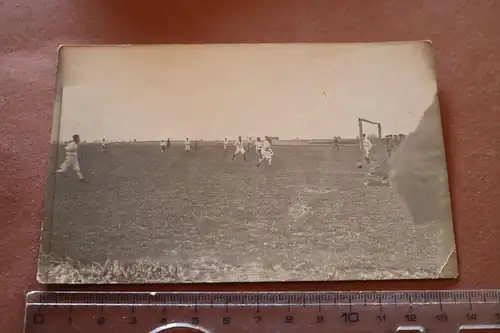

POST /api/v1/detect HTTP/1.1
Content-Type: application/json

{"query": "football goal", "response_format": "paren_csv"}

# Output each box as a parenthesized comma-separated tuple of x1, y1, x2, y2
(358, 117, 382, 145)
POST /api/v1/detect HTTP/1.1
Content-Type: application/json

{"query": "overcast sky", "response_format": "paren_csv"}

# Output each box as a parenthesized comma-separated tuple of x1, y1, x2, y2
(56, 42, 438, 142)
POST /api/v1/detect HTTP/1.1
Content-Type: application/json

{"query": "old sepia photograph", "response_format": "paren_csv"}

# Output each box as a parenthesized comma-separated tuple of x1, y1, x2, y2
(38, 42, 457, 284)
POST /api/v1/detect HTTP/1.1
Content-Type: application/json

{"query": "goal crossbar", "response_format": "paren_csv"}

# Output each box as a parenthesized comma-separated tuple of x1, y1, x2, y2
(358, 118, 381, 126)
(358, 117, 382, 141)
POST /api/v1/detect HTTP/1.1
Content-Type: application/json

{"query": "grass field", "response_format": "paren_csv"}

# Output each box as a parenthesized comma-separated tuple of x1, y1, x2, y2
(42, 142, 443, 283)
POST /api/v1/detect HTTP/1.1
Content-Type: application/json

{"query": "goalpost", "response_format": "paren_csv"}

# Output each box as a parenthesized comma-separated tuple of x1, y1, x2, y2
(358, 117, 382, 146)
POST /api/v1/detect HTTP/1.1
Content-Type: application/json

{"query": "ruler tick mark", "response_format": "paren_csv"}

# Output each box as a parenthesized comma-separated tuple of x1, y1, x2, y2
(29, 290, 500, 332)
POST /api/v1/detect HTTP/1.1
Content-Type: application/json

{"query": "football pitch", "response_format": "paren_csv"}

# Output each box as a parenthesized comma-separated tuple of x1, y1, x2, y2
(46, 142, 442, 282)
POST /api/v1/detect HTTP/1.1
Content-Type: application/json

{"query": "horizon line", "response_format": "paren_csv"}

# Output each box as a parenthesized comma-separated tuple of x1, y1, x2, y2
(53, 136, 401, 143)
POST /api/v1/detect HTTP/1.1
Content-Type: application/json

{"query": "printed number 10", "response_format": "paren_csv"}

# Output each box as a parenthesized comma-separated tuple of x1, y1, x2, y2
(341, 312, 359, 323)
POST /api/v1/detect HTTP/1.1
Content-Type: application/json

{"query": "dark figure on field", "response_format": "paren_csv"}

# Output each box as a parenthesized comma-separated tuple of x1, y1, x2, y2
(167, 138, 171, 149)
(392, 134, 400, 150)
(55, 134, 88, 183)
(333, 136, 340, 151)
(398, 133, 406, 145)
(101, 138, 107, 152)
(385, 135, 393, 157)
(232, 136, 247, 162)
(392, 134, 400, 153)
(194, 140, 199, 151)
(391, 134, 406, 153)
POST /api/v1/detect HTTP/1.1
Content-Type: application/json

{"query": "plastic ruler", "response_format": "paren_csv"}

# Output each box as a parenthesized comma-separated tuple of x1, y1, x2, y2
(24, 290, 500, 333)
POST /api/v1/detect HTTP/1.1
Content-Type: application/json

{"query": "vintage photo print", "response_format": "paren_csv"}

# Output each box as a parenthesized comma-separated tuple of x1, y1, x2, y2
(38, 42, 457, 283)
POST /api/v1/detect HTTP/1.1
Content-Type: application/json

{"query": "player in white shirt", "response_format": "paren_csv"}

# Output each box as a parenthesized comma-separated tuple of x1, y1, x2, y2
(247, 136, 253, 151)
(185, 138, 191, 152)
(55, 134, 87, 182)
(223, 138, 228, 152)
(101, 138, 107, 152)
(160, 140, 167, 152)
(255, 137, 263, 160)
(257, 136, 274, 167)
(232, 136, 247, 162)
(362, 134, 372, 165)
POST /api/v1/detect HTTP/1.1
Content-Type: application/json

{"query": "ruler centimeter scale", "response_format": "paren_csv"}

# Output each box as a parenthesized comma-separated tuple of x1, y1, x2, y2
(25, 290, 500, 333)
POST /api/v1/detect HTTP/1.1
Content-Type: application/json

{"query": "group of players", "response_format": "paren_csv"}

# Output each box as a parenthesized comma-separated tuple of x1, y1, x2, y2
(385, 133, 406, 157)
(359, 133, 408, 166)
(55, 132, 402, 182)
(227, 136, 274, 168)
(55, 134, 275, 183)
(158, 136, 274, 167)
